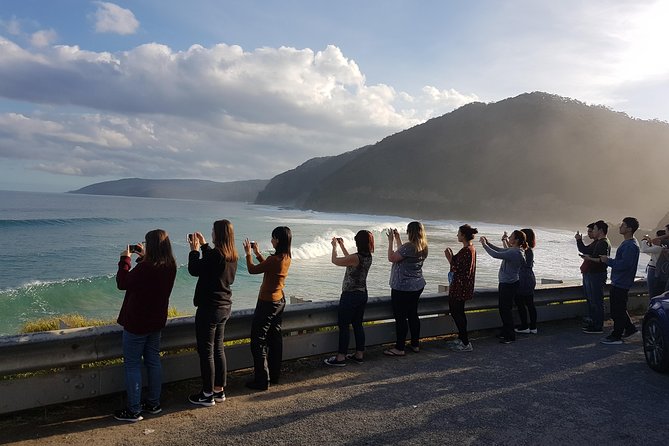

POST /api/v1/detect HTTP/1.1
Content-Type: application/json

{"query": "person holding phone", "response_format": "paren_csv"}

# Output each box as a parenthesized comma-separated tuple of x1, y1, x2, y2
(384, 222, 428, 357)
(324, 231, 374, 366)
(578, 221, 611, 334)
(187, 220, 238, 407)
(243, 227, 292, 390)
(480, 230, 527, 344)
(114, 229, 177, 422)
(444, 224, 477, 352)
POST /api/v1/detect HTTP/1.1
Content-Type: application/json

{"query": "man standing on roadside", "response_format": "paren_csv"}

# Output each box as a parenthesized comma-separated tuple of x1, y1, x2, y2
(580, 221, 612, 334)
(599, 217, 640, 345)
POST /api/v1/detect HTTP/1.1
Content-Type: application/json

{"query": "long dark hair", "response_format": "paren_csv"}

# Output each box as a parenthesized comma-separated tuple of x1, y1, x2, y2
(143, 229, 176, 269)
(459, 224, 478, 241)
(355, 230, 374, 255)
(213, 219, 239, 262)
(272, 226, 292, 257)
(521, 228, 536, 249)
(511, 230, 528, 250)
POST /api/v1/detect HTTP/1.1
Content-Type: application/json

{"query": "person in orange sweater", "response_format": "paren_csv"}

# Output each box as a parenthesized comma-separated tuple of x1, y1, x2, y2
(243, 226, 292, 390)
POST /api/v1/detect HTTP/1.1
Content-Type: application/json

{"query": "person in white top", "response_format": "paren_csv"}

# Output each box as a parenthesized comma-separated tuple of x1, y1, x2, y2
(642, 229, 667, 297)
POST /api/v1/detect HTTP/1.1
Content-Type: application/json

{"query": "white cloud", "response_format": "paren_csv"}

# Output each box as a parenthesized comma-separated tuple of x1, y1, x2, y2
(30, 29, 58, 47)
(1, 17, 22, 35)
(0, 37, 477, 181)
(92, 2, 139, 35)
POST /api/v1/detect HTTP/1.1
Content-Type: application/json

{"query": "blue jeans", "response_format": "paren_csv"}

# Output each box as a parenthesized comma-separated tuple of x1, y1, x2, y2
(123, 330, 162, 414)
(583, 272, 606, 330)
(337, 290, 368, 353)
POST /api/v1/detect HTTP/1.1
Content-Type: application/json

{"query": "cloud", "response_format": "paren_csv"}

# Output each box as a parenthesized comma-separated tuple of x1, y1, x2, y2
(0, 37, 478, 181)
(30, 29, 58, 47)
(92, 2, 139, 35)
(1, 17, 22, 35)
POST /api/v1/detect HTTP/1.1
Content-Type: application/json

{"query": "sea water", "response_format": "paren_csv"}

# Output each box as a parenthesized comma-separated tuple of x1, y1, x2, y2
(0, 190, 648, 336)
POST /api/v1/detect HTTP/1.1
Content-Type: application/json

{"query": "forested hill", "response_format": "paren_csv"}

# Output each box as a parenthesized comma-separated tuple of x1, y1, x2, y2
(255, 92, 669, 228)
(70, 178, 268, 202)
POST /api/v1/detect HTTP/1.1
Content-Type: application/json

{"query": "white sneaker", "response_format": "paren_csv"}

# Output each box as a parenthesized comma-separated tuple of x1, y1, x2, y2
(529, 328, 538, 334)
(451, 342, 473, 352)
(514, 328, 530, 334)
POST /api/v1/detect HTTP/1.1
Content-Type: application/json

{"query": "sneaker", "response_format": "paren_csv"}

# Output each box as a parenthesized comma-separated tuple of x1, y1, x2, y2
(514, 328, 530, 334)
(600, 335, 623, 345)
(447, 339, 464, 348)
(140, 402, 162, 415)
(245, 380, 269, 391)
(582, 326, 603, 334)
(529, 328, 538, 334)
(451, 341, 473, 352)
(345, 353, 364, 364)
(114, 409, 143, 422)
(622, 326, 638, 339)
(324, 356, 347, 367)
(188, 391, 215, 407)
(213, 391, 226, 403)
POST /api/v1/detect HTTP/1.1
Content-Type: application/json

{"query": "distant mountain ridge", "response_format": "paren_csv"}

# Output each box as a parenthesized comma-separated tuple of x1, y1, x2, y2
(70, 178, 268, 202)
(255, 92, 669, 228)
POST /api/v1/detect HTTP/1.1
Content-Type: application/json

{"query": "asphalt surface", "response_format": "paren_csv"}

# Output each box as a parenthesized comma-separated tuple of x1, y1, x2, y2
(1, 317, 668, 446)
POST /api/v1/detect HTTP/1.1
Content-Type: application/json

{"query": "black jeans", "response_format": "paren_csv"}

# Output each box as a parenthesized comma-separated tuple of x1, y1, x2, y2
(195, 305, 231, 393)
(610, 286, 635, 339)
(337, 290, 368, 354)
(515, 293, 537, 330)
(250, 297, 285, 386)
(499, 282, 518, 340)
(391, 288, 423, 351)
(448, 296, 469, 345)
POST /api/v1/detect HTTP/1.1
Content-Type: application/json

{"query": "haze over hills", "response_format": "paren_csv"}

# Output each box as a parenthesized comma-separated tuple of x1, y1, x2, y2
(256, 92, 669, 229)
(70, 178, 268, 202)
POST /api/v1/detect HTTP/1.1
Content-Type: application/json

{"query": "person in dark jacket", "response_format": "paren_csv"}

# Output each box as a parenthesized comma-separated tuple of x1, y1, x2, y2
(187, 219, 239, 407)
(514, 228, 538, 334)
(114, 229, 177, 422)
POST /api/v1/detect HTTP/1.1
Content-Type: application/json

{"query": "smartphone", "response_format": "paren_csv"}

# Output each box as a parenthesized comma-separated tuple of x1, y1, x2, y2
(129, 244, 142, 254)
(187, 233, 194, 242)
(250, 241, 257, 248)
(336, 237, 343, 243)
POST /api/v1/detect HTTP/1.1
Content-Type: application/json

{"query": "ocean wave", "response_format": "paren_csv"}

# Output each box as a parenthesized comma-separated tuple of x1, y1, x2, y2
(0, 217, 124, 228)
(0, 274, 117, 295)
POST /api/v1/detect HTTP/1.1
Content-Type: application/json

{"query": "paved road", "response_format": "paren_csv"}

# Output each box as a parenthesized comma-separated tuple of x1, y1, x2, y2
(1, 317, 668, 446)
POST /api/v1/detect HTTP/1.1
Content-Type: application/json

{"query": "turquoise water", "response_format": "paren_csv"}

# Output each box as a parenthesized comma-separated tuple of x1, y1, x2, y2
(0, 190, 648, 336)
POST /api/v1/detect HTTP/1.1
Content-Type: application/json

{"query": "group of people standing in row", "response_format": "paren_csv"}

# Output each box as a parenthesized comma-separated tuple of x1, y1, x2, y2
(111, 215, 658, 423)
(113, 221, 292, 422)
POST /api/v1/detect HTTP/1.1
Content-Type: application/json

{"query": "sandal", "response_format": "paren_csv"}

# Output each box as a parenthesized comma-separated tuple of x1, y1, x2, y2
(383, 348, 406, 357)
(345, 353, 364, 363)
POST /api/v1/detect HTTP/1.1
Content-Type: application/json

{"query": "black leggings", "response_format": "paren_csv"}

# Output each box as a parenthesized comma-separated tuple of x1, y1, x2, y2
(448, 296, 469, 345)
(250, 298, 285, 386)
(498, 282, 519, 341)
(391, 288, 423, 351)
(515, 293, 537, 330)
(195, 305, 231, 393)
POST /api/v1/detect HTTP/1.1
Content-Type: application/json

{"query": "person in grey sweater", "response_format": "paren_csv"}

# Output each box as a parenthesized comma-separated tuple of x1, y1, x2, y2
(480, 230, 527, 343)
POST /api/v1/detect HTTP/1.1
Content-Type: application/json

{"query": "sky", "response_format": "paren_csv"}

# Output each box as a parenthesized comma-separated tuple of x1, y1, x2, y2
(0, 0, 668, 192)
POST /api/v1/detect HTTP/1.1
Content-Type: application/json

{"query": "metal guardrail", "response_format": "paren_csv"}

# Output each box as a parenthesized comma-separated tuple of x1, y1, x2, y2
(0, 281, 648, 414)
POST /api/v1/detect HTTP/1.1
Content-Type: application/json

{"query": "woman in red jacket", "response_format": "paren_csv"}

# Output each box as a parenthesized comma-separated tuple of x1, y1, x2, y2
(444, 224, 477, 352)
(114, 229, 177, 422)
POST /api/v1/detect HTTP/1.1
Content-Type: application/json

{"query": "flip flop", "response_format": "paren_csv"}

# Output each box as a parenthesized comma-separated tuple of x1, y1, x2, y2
(383, 349, 406, 357)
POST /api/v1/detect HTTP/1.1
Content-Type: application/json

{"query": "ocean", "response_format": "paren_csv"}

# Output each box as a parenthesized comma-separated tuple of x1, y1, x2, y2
(0, 190, 649, 336)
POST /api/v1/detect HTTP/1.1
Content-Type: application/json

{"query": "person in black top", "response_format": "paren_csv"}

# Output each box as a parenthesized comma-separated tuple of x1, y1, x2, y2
(187, 220, 238, 407)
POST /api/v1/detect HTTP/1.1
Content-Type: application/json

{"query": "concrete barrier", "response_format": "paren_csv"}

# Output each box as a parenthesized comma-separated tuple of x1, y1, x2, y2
(0, 281, 648, 414)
